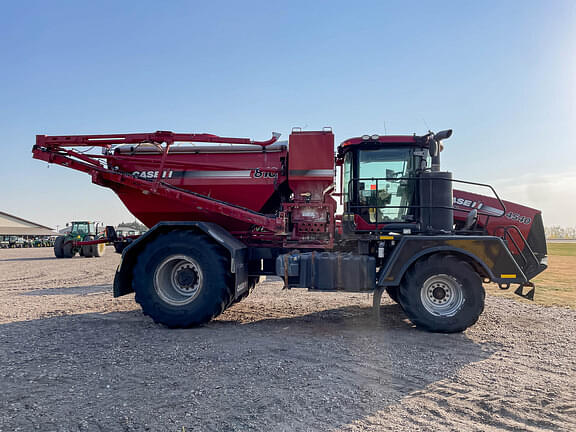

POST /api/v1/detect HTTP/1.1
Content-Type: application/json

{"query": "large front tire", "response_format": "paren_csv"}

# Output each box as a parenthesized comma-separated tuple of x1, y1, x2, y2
(398, 254, 485, 333)
(132, 231, 232, 328)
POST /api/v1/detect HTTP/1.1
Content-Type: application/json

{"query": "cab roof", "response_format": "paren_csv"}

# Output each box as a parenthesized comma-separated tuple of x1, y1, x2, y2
(339, 135, 419, 148)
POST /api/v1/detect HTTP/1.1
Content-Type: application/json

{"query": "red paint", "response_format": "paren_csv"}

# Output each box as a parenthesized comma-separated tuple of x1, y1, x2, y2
(109, 145, 287, 230)
(340, 135, 417, 147)
(452, 189, 541, 253)
(32, 130, 336, 248)
(32, 129, 542, 254)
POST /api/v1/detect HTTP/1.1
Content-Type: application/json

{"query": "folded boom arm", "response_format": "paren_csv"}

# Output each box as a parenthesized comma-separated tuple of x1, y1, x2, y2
(32, 131, 285, 234)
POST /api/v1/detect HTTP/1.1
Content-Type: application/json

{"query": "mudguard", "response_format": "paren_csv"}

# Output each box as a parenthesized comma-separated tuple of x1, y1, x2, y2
(377, 235, 530, 287)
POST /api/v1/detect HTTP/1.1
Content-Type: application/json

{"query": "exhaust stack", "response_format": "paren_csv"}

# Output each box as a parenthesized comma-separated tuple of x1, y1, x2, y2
(429, 129, 453, 172)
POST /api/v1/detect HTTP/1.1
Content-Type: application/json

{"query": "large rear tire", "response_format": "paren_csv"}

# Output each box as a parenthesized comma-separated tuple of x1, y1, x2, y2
(132, 231, 232, 328)
(54, 236, 64, 258)
(398, 254, 485, 333)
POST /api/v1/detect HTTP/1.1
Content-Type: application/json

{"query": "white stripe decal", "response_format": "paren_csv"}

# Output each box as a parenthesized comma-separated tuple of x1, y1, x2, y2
(184, 170, 252, 178)
(289, 169, 333, 177)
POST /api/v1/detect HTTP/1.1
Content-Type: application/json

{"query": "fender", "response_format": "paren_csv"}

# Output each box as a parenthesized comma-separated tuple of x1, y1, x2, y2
(113, 222, 247, 299)
(377, 235, 527, 287)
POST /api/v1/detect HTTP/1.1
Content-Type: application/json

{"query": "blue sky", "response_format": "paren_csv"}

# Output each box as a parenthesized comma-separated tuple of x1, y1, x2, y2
(1, 0, 574, 227)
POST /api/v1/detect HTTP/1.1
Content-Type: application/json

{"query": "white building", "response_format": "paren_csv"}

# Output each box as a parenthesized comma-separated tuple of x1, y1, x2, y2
(0, 211, 59, 238)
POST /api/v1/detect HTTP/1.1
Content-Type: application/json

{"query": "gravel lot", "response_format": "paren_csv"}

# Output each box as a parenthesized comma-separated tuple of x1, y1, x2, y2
(0, 247, 575, 431)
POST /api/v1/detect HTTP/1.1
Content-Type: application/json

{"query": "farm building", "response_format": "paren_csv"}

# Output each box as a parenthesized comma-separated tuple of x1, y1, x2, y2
(0, 211, 59, 246)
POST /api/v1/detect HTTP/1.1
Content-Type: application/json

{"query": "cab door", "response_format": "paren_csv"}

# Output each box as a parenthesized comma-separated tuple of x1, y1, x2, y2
(342, 146, 418, 231)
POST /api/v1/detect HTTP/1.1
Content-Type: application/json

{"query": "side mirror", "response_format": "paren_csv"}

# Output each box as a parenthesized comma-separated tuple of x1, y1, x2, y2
(435, 129, 453, 141)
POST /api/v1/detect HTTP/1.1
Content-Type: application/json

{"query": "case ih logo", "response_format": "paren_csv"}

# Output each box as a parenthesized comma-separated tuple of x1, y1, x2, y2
(453, 197, 484, 210)
(130, 169, 278, 180)
(132, 170, 174, 179)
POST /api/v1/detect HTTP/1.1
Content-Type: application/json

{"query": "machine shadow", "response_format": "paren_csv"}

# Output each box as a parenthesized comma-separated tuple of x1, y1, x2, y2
(20, 284, 112, 296)
(0, 303, 499, 431)
(0, 256, 62, 262)
(217, 301, 414, 330)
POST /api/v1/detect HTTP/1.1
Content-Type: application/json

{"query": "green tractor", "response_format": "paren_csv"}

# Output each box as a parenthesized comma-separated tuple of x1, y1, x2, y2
(54, 221, 107, 258)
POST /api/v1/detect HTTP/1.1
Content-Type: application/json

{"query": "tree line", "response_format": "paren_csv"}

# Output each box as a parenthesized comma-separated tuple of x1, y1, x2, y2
(545, 226, 576, 239)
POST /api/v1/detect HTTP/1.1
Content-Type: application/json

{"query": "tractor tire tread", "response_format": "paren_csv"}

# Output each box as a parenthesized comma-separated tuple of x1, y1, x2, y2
(398, 254, 485, 333)
(132, 230, 232, 328)
(54, 237, 64, 258)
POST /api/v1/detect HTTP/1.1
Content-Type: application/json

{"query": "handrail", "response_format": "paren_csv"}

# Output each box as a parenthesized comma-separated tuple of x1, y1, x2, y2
(345, 175, 507, 230)
(502, 225, 541, 270)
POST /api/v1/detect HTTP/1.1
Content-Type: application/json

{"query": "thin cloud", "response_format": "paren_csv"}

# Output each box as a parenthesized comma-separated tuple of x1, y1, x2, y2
(491, 172, 576, 226)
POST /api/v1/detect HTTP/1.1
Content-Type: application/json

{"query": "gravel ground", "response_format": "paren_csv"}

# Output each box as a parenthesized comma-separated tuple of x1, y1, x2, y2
(0, 247, 575, 431)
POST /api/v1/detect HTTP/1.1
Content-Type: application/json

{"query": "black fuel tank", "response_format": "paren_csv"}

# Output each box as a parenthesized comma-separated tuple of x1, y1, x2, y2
(275, 252, 376, 291)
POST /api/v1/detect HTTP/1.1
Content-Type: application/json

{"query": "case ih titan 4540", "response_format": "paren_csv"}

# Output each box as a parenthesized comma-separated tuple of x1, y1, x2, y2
(32, 128, 547, 332)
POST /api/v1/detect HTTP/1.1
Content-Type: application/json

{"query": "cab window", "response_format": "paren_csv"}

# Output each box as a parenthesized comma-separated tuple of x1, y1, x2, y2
(358, 148, 413, 223)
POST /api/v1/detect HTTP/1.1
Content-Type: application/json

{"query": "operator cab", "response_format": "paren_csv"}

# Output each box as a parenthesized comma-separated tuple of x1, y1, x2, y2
(69, 221, 96, 236)
(336, 131, 452, 234)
